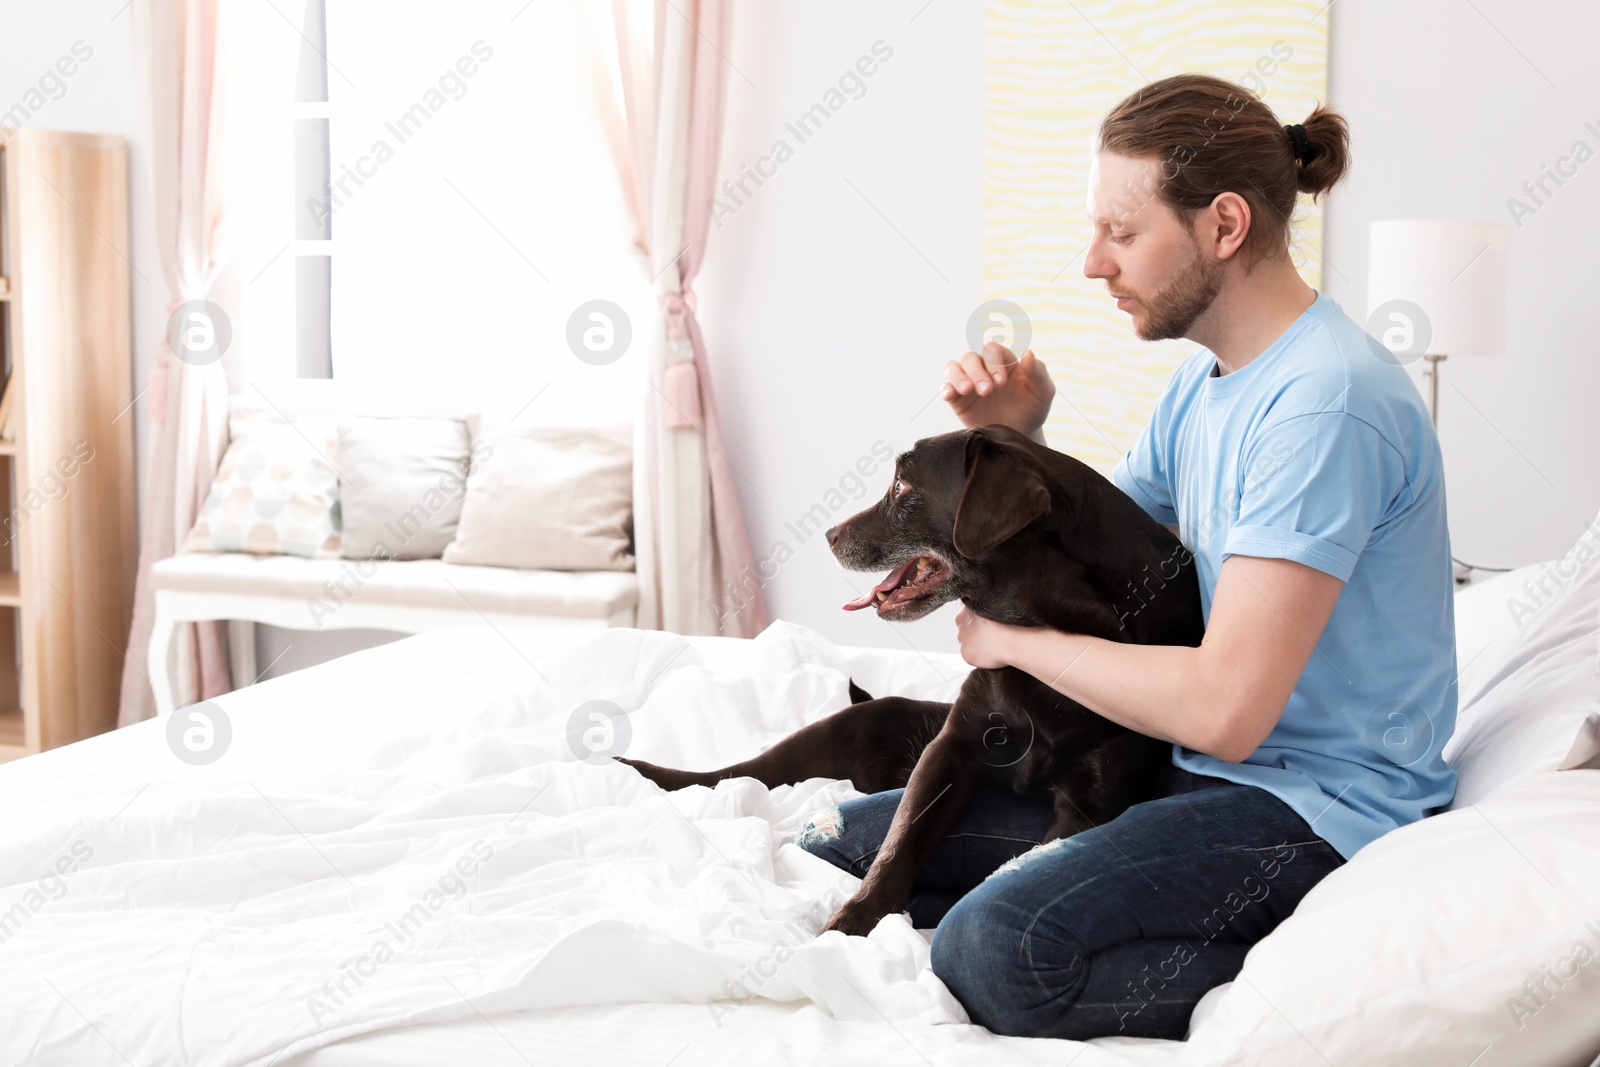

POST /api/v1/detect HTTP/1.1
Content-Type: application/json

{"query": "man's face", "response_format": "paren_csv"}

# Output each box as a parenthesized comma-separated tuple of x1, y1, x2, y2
(1083, 150, 1224, 342)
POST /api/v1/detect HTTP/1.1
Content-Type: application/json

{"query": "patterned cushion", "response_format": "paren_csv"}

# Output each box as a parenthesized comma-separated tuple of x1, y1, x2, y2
(184, 404, 343, 558)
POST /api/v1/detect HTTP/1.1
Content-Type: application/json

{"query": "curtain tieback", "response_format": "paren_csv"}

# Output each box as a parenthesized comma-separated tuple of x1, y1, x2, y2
(656, 290, 702, 430)
(658, 288, 697, 341)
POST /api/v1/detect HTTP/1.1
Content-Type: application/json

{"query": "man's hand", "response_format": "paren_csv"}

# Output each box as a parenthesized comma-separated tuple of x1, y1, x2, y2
(994, 555, 1345, 763)
(955, 606, 1029, 670)
(943, 342, 1056, 442)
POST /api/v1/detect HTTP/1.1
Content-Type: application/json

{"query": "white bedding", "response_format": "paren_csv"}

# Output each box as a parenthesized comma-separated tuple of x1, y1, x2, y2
(0, 623, 1180, 1067)
(4, 620, 1598, 1067)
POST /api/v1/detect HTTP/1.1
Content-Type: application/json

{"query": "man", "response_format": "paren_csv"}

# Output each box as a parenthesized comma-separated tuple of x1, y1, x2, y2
(800, 73, 1458, 1040)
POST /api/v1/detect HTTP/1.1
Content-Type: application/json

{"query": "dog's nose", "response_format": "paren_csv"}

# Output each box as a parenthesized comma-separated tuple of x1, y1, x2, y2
(825, 524, 840, 549)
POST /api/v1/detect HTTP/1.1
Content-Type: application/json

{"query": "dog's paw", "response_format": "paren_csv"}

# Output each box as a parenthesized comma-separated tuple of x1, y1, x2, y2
(612, 757, 704, 792)
(822, 899, 887, 938)
(612, 756, 660, 781)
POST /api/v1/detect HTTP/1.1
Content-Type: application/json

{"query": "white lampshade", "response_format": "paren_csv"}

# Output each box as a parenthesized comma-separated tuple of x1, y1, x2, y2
(1367, 220, 1509, 357)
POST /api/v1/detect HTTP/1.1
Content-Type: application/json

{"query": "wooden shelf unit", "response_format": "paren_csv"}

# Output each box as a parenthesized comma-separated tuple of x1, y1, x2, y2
(0, 128, 137, 762)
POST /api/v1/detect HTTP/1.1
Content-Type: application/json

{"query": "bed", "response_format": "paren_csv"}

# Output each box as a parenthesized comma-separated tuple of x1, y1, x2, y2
(2, 529, 1599, 1066)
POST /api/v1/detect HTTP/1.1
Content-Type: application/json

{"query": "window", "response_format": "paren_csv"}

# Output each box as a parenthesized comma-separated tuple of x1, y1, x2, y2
(231, 0, 648, 423)
(295, 0, 333, 379)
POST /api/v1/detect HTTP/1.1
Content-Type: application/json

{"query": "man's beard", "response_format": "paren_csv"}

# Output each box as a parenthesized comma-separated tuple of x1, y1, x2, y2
(1132, 242, 1224, 342)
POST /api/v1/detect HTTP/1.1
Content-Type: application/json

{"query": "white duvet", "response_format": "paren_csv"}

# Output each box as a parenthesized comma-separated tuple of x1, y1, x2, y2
(0, 623, 1184, 1067)
(7, 620, 1598, 1067)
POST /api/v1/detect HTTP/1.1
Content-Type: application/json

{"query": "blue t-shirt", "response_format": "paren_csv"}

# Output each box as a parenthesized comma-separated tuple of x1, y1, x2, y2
(1111, 289, 1458, 859)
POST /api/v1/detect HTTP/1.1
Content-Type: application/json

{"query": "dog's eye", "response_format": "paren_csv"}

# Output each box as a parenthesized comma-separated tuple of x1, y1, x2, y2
(893, 478, 908, 498)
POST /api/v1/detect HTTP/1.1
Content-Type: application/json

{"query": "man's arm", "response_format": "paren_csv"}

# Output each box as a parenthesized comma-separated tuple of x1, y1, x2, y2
(957, 554, 1344, 762)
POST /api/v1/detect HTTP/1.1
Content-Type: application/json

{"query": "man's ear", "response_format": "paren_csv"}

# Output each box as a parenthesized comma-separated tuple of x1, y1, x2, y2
(1205, 190, 1251, 262)
(952, 430, 1052, 559)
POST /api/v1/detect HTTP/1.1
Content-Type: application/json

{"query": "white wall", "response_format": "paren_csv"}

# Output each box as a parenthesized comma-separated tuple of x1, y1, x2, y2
(6, 0, 1598, 686)
(693, 0, 987, 658)
(1321, 0, 1600, 569)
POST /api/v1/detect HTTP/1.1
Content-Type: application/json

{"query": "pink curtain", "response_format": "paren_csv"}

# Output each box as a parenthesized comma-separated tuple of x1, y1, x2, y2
(584, 0, 769, 638)
(118, 0, 234, 725)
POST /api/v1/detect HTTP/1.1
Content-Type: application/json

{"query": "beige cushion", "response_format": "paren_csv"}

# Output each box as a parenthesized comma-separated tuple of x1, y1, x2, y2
(184, 402, 342, 558)
(151, 552, 638, 619)
(443, 419, 634, 571)
(337, 416, 473, 560)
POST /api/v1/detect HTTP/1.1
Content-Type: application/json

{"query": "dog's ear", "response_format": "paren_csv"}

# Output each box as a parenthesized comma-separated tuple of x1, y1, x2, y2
(952, 430, 1052, 559)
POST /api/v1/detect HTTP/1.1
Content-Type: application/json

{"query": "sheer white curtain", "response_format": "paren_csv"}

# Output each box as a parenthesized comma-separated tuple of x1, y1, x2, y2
(120, 1, 307, 724)
(581, 0, 770, 637)
(121, 0, 235, 724)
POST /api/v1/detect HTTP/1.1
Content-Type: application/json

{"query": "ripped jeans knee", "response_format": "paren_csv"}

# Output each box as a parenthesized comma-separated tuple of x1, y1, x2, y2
(987, 834, 1072, 880)
(794, 789, 908, 877)
(796, 805, 846, 851)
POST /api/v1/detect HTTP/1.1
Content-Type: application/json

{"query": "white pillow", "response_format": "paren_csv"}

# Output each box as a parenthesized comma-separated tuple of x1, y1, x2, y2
(1453, 559, 1550, 705)
(337, 416, 474, 560)
(1184, 769, 1600, 1066)
(442, 418, 634, 571)
(1444, 517, 1600, 807)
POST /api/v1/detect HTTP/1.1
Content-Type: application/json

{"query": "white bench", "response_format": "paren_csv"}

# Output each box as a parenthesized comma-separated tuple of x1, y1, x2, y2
(148, 552, 638, 715)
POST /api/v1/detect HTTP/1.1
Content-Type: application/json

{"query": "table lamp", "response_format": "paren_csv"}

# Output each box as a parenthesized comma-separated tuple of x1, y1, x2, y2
(1366, 220, 1509, 426)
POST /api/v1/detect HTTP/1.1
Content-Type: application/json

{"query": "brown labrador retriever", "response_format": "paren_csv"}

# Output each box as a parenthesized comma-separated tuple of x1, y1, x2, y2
(620, 425, 1204, 935)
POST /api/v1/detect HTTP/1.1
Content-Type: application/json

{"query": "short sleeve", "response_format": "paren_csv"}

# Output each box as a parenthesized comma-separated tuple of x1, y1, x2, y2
(1111, 389, 1179, 527)
(1223, 411, 1396, 582)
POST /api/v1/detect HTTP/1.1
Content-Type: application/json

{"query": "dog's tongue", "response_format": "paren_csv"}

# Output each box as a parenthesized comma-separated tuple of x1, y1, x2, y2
(842, 556, 921, 611)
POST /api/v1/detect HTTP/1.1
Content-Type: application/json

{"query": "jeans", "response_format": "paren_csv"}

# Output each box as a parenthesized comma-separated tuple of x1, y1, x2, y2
(797, 763, 1345, 1040)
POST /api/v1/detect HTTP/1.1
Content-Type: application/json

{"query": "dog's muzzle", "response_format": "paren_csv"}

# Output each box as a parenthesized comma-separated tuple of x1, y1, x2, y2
(840, 553, 952, 615)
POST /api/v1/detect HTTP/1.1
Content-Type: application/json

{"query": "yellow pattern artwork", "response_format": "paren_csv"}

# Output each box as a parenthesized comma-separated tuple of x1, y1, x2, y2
(981, 0, 1331, 473)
